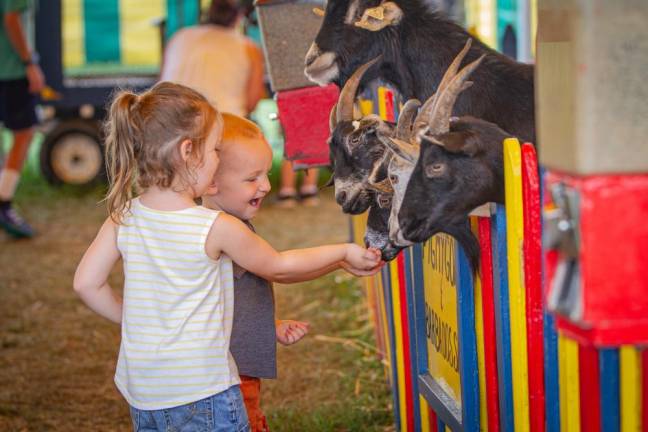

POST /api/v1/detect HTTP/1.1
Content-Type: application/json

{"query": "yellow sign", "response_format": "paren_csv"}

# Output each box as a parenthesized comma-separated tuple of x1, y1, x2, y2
(423, 233, 462, 406)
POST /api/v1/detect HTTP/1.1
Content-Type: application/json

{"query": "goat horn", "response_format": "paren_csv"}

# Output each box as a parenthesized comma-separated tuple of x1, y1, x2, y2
(336, 56, 381, 123)
(371, 178, 394, 194)
(427, 54, 485, 135)
(329, 105, 337, 132)
(412, 38, 472, 140)
(395, 99, 421, 141)
(384, 137, 418, 164)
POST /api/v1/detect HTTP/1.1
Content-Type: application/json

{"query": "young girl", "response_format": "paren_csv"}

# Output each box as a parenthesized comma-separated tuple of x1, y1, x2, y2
(73, 82, 381, 431)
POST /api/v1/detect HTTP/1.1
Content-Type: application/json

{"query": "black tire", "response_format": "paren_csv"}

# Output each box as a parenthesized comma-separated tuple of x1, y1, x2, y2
(40, 119, 105, 186)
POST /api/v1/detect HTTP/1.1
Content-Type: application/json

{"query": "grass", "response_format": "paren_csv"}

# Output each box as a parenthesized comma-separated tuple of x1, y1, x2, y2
(264, 274, 394, 432)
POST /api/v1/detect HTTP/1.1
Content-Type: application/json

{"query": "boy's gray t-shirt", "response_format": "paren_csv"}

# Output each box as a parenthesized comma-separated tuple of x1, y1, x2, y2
(229, 223, 277, 379)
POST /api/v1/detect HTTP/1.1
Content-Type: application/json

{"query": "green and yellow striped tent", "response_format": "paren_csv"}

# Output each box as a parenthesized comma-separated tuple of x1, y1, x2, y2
(62, 0, 211, 76)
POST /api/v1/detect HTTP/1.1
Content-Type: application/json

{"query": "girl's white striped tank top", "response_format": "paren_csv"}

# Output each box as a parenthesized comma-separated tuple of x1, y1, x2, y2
(115, 198, 239, 410)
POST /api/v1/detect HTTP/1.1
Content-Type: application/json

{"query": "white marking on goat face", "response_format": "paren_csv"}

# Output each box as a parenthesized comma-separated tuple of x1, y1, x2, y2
(364, 225, 390, 250)
(304, 43, 340, 86)
(387, 155, 415, 246)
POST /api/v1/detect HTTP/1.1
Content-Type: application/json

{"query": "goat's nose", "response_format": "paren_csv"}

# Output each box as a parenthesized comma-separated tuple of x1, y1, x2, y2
(336, 191, 347, 205)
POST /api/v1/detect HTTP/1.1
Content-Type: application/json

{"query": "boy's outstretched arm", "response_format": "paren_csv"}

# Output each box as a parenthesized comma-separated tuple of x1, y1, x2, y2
(73, 218, 123, 324)
(207, 213, 380, 283)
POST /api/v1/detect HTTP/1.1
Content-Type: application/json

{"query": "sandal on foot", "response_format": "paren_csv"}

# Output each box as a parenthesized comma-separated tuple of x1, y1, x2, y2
(299, 190, 320, 207)
(275, 192, 298, 208)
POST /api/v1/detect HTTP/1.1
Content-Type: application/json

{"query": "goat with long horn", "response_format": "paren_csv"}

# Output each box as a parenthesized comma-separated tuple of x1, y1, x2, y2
(327, 56, 397, 214)
(373, 39, 483, 262)
(389, 42, 518, 268)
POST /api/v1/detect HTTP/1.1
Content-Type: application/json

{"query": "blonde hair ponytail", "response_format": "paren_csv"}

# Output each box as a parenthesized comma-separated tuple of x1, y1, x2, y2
(105, 91, 140, 223)
(103, 82, 220, 224)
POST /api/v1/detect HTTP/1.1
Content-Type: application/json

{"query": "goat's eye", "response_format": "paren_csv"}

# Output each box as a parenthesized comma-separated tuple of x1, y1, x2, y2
(425, 163, 445, 178)
(389, 174, 399, 184)
(351, 136, 360, 145)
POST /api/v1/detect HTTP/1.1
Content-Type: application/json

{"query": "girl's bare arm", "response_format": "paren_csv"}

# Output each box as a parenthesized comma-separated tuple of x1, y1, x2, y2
(206, 213, 379, 283)
(73, 218, 123, 323)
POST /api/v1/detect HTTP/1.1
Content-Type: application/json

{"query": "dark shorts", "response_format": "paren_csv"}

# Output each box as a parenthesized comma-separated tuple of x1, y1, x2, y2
(0, 78, 37, 131)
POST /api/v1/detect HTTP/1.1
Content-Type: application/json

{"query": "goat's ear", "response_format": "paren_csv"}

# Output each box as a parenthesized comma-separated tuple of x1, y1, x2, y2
(367, 153, 393, 193)
(381, 137, 419, 164)
(436, 130, 482, 156)
(354, 1, 403, 31)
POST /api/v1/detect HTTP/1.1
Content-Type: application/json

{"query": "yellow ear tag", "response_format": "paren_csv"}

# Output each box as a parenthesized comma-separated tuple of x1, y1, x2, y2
(365, 6, 385, 20)
(313, 7, 325, 16)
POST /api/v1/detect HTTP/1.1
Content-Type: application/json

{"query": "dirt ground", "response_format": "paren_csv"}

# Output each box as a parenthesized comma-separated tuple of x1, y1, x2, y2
(0, 188, 393, 431)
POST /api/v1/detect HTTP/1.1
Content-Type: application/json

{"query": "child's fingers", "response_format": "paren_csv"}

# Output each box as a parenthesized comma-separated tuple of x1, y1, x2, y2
(284, 320, 309, 330)
(285, 331, 296, 344)
(367, 247, 381, 258)
(292, 321, 309, 331)
(363, 249, 381, 261)
(292, 325, 307, 336)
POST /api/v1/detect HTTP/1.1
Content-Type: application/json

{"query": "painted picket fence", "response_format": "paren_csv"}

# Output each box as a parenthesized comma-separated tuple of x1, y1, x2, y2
(354, 87, 648, 432)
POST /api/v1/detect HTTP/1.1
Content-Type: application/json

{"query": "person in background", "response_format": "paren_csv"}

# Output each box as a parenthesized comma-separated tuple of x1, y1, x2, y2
(276, 161, 319, 208)
(0, 0, 45, 238)
(160, 0, 265, 118)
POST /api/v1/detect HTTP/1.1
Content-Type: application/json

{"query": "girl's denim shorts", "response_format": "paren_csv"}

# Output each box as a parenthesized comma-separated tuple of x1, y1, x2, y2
(129, 385, 249, 432)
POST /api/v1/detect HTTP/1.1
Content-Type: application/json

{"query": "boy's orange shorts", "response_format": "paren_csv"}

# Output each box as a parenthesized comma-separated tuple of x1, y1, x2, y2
(240, 375, 269, 432)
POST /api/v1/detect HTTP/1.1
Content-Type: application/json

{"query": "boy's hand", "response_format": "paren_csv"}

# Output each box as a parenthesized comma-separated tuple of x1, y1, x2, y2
(344, 244, 381, 271)
(276, 320, 309, 345)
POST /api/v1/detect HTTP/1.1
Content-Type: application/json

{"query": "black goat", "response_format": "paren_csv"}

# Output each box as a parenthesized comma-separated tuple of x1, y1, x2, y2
(364, 169, 487, 269)
(394, 116, 511, 269)
(398, 117, 511, 236)
(305, 0, 535, 143)
(378, 40, 504, 269)
(327, 57, 397, 214)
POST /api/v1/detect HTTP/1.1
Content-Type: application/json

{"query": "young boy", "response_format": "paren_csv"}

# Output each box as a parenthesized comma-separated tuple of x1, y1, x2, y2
(202, 113, 311, 431)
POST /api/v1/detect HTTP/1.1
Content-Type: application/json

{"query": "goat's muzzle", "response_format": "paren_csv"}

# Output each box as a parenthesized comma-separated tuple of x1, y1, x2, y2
(400, 215, 429, 244)
(335, 191, 348, 206)
(381, 242, 403, 261)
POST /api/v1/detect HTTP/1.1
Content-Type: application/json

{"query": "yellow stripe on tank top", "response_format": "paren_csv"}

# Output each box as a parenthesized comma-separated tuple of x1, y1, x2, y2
(62, 0, 85, 68)
(620, 345, 641, 432)
(119, 0, 164, 66)
(389, 259, 408, 432)
(503, 138, 530, 432)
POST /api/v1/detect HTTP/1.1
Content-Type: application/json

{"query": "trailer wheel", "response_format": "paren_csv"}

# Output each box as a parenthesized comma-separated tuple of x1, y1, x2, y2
(40, 119, 105, 186)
